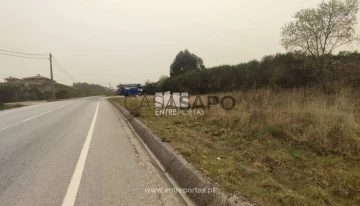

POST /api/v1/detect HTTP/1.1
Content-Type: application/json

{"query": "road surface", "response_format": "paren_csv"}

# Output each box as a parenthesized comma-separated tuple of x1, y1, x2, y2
(0, 97, 183, 206)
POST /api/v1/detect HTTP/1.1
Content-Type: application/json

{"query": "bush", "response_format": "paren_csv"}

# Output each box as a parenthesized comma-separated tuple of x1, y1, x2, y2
(144, 51, 360, 94)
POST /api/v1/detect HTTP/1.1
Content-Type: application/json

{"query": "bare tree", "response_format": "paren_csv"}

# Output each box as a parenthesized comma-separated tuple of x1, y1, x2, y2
(281, 0, 359, 85)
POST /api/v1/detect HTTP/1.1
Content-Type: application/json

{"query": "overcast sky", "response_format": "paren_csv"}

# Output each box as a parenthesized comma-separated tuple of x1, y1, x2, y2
(0, 0, 359, 87)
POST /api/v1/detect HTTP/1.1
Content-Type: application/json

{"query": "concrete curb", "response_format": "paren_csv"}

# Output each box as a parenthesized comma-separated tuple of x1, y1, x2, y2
(110, 101, 252, 206)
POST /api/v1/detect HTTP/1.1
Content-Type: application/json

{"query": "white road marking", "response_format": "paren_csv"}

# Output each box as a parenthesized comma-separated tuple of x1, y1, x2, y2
(62, 101, 99, 206)
(0, 101, 80, 132)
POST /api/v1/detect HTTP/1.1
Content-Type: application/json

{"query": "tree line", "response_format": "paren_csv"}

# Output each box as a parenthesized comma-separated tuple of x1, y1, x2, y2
(144, 51, 360, 94)
(0, 82, 111, 103)
(144, 0, 360, 94)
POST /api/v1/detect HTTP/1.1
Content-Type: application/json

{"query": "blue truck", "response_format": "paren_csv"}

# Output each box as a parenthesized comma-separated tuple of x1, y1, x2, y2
(116, 84, 143, 96)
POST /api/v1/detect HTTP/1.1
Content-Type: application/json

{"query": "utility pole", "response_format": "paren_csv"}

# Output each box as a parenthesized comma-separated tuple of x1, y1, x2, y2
(49, 53, 55, 100)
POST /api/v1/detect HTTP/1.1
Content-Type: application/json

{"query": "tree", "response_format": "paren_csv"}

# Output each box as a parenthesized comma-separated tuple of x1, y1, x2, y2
(170, 49, 205, 77)
(157, 75, 169, 91)
(281, 0, 359, 85)
(143, 81, 158, 94)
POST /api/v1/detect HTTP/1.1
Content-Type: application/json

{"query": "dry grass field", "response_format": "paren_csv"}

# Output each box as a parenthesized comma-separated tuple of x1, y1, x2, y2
(110, 88, 360, 205)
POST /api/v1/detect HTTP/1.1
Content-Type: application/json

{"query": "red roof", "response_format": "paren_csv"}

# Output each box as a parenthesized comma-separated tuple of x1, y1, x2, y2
(23, 74, 50, 80)
(5, 76, 20, 80)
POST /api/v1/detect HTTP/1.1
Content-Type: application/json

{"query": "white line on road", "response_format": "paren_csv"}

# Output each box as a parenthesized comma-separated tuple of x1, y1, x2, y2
(62, 101, 99, 206)
(0, 101, 80, 132)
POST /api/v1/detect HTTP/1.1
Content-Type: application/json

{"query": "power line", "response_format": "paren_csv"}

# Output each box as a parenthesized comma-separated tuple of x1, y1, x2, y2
(52, 60, 75, 82)
(51, 56, 77, 82)
(0, 49, 48, 56)
(0, 52, 49, 59)
(0, 48, 76, 90)
(0, 49, 56, 100)
(52, 57, 76, 82)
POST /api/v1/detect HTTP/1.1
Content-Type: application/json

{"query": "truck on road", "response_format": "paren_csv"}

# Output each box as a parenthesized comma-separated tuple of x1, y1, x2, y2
(116, 84, 143, 97)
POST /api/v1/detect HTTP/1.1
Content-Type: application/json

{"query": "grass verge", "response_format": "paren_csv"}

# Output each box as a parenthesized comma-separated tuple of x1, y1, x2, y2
(109, 88, 360, 205)
(0, 102, 23, 110)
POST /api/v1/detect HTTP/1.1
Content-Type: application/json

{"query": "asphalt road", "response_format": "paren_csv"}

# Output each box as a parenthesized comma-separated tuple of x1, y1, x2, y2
(0, 97, 183, 206)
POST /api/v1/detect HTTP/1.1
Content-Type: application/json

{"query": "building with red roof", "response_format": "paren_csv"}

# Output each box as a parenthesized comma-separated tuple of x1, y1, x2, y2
(4, 74, 56, 89)
(4, 76, 22, 84)
(22, 74, 56, 86)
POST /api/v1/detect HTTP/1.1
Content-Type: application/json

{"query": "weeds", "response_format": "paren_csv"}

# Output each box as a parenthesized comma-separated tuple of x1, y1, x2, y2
(110, 88, 360, 205)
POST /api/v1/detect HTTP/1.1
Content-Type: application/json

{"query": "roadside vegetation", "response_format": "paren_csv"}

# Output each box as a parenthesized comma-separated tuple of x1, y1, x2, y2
(145, 0, 360, 95)
(144, 51, 360, 95)
(0, 102, 23, 110)
(114, 1, 360, 205)
(110, 88, 360, 205)
(0, 82, 112, 103)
